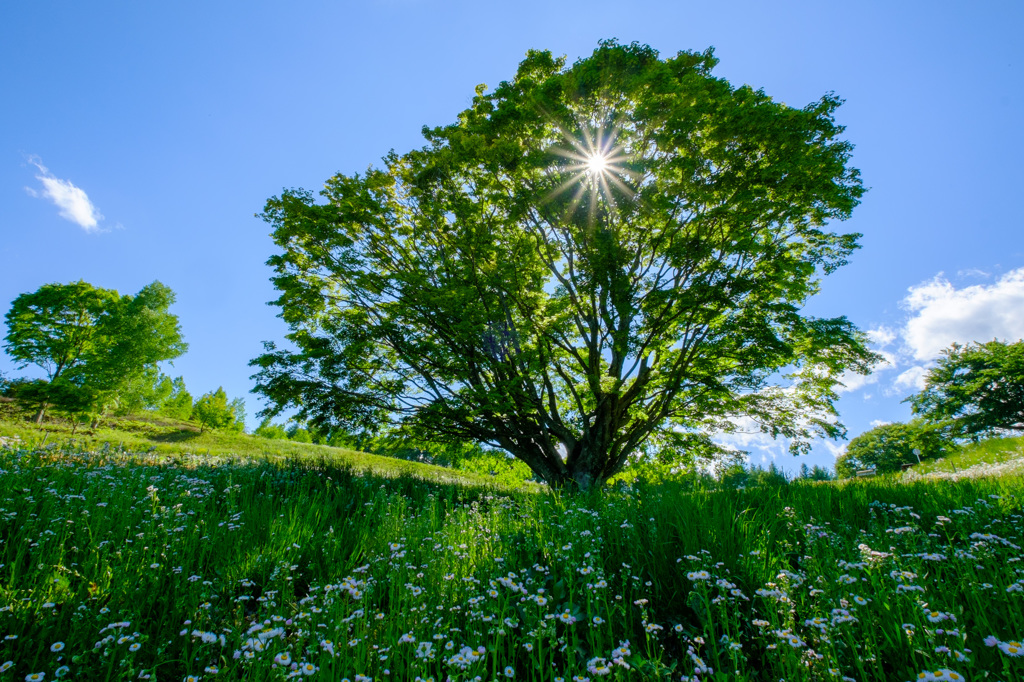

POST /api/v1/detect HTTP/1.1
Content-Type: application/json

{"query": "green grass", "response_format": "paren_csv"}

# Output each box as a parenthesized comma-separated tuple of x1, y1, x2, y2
(912, 435, 1024, 476)
(2, 436, 1024, 682)
(0, 402, 502, 489)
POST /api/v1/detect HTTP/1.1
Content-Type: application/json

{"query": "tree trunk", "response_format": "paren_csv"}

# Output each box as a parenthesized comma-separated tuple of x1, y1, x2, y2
(34, 405, 47, 424)
(581, 431, 615, 487)
(547, 443, 610, 493)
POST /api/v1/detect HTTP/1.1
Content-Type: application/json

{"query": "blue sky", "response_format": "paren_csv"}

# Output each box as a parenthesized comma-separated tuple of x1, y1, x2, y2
(2, 1, 1022, 473)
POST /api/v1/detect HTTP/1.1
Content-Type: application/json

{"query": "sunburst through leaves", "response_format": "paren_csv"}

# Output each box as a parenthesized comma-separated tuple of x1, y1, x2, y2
(547, 120, 637, 222)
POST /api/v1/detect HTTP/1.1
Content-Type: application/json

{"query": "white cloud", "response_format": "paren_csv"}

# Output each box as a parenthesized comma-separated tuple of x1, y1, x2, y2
(892, 365, 929, 393)
(901, 269, 1024, 362)
(865, 326, 897, 347)
(822, 441, 846, 459)
(25, 156, 104, 233)
(835, 370, 877, 394)
(869, 420, 892, 428)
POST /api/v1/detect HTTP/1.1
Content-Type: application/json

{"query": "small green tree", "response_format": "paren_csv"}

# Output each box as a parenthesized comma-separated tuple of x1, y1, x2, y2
(797, 462, 834, 481)
(3, 280, 187, 422)
(3, 281, 118, 422)
(908, 339, 1024, 439)
(836, 420, 949, 478)
(161, 377, 193, 421)
(228, 397, 246, 433)
(287, 424, 313, 443)
(112, 369, 174, 416)
(46, 380, 100, 435)
(191, 387, 240, 433)
(254, 418, 289, 440)
(6, 378, 99, 435)
(82, 281, 188, 408)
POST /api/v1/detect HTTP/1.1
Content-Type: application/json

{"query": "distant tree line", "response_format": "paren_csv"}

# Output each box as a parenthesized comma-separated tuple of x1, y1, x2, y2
(1, 280, 244, 434)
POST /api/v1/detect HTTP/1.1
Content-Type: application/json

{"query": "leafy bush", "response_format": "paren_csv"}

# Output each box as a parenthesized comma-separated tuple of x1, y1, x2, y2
(159, 376, 193, 420)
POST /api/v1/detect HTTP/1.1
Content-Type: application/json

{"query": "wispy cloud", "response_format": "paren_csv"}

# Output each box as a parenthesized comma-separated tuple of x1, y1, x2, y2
(25, 156, 105, 233)
(956, 268, 991, 280)
(892, 365, 929, 393)
(865, 326, 897, 347)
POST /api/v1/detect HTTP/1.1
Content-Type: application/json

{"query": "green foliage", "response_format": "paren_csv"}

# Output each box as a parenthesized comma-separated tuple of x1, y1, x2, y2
(160, 376, 193, 420)
(836, 419, 949, 478)
(228, 396, 246, 433)
(798, 462, 835, 481)
(717, 461, 791, 489)
(254, 417, 289, 440)
(287, 425, 312, 443)
(110, 368, 174, 416)
(191, 387, 243, 433)
(2, 280, 187, 419)
(3, 280, 118, 382)
(84, 281, 188, 405)
(374, 434, 534, 485)
(5, 378, 99, 429)
(908, 339, 1024, 439)
(252, 40, 877, 491)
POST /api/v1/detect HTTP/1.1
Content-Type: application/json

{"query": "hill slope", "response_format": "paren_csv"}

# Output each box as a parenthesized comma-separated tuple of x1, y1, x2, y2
(907, 434, 1024, 480)
(0, 401, 498, 487)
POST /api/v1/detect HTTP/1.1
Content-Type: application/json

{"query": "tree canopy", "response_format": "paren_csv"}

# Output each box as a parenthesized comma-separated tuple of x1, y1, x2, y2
(3, 281, 118, 384)
(81, 281, 189, 403)
(835, 420, 948, 478)
(191, 387, 245, 433)
(908, 339, 1024, 439)
(3, 280, 187, 420)
(252, 41, 877, 490)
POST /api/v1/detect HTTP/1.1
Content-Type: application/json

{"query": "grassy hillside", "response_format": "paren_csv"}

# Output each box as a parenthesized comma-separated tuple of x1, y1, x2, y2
(910, 435, 1024, 478)
(4, 403, 1024, 679)
(0, 400, 499, 488)
(913, 436, 1024, 473)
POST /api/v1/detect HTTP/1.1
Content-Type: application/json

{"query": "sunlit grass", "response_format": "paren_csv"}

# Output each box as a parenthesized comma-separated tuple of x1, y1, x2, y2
(0, 405, 503, 489)
(2, 438, 1024, 681)
(913, 435, 1024, 476)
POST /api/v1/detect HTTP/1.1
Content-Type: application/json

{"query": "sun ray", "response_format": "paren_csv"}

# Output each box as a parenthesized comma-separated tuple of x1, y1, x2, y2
(544, 115, 636, 218)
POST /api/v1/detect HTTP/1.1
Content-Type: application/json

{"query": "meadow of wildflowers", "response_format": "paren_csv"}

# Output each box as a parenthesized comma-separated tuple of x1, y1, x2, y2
(1, 439, 1024, 681)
